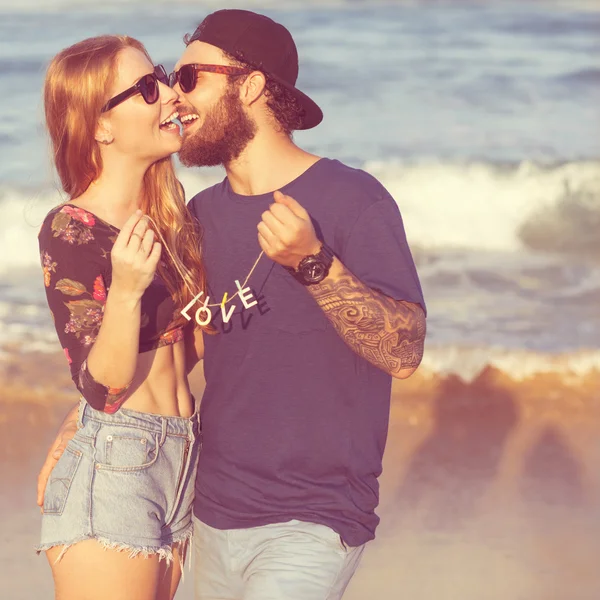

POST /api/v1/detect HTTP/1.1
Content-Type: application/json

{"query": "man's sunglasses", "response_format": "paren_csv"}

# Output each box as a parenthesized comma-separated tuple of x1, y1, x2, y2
(101, 65, 169, 113)
(168, 64, 250, 94)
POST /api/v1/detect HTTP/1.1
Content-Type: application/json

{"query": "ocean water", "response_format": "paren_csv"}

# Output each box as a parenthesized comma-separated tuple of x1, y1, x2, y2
(0, 0, 599, 377)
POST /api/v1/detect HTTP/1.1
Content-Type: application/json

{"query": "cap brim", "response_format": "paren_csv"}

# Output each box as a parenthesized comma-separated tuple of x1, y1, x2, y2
(268, 73, 323, 130)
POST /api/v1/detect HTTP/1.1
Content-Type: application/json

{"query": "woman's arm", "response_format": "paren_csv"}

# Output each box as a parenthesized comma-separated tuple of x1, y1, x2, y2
(40, 209, 161, 413)
(83, 212, 162, 411)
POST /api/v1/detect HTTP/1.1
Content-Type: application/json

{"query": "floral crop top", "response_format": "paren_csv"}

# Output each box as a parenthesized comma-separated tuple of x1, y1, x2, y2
(39, 204, 185, 413)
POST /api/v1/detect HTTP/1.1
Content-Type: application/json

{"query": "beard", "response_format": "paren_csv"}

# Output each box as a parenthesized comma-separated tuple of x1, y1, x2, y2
(178, 86, 257, 168)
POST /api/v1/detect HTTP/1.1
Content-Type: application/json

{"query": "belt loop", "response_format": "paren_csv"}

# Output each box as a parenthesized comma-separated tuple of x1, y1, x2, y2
(160, 418, 167, 446)
(77, 397, 86, 429)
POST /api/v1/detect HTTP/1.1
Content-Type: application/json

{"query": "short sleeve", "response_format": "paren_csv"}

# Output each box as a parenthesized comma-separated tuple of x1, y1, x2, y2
(340, 193, 426, 315)
(38, 207, 130, 411)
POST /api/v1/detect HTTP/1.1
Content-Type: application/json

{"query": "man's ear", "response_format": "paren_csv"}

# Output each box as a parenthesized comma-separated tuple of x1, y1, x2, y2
(240, 71, 267, 107)
(95, 118, 114, 145)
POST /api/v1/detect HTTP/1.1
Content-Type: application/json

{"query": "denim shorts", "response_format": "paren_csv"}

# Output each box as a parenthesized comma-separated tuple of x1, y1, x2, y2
(37, 399, 200, 564)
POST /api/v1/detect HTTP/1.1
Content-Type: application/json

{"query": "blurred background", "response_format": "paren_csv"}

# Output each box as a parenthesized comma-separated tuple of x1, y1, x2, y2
(1, 0, 599, 598)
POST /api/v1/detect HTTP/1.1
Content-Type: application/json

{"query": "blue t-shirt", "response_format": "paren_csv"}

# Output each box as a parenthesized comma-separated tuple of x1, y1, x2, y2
(188, 158, 425, 546)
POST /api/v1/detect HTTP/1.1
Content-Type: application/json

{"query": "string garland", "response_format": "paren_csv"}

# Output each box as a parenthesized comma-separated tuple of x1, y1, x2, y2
(144, 214, 265, 308)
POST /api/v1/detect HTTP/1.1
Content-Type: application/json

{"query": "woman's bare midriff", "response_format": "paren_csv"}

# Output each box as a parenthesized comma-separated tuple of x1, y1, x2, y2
(120, 339, 195, 417)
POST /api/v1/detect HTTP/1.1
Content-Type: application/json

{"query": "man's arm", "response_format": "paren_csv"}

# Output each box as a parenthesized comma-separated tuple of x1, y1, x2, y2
(37, 403, 79, 510)
(306, 257, 426, 379)
(257, 191, 426, 379)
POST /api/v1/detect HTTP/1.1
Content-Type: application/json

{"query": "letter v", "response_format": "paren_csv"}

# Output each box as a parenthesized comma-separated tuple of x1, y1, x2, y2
(221, 303, 236, 324)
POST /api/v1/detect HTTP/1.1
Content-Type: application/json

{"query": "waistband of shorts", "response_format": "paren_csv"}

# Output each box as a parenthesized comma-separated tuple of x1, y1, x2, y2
(78, 398, 200, 439)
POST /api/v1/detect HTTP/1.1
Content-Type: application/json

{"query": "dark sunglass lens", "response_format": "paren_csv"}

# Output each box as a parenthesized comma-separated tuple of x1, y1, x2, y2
(179, 65, 196, 93)
(155, 65, 169, 86)
(141, 74, 159, 104)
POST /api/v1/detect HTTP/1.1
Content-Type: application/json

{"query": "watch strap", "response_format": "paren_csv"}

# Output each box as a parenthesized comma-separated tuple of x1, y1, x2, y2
(284, 242, 334, 285)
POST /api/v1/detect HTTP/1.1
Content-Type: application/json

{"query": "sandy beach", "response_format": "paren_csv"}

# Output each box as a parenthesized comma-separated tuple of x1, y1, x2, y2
(2, 349, 599, 599)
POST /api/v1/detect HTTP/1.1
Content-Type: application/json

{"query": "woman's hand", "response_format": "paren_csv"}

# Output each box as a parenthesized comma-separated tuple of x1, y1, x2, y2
(110, 210, 161, 299)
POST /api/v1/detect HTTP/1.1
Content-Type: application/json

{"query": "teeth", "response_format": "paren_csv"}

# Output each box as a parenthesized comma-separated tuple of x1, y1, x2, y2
(160, 111, 179, 126)
(180, 114, 199, 123)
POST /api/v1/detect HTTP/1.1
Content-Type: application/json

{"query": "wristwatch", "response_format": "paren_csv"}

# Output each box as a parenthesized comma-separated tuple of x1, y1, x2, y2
(284, 243, 335, 285)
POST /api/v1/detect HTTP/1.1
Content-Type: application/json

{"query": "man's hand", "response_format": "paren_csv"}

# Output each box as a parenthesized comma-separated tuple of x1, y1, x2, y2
(37, 404, 79, 511)
(257, 191, 321, 269)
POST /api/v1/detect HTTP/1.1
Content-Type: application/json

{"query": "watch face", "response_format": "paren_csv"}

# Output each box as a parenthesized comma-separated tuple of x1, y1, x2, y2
(300, 259, 327, 283)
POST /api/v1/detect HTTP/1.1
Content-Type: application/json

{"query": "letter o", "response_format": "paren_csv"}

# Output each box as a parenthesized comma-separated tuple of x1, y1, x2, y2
(195, 306, 212, 326)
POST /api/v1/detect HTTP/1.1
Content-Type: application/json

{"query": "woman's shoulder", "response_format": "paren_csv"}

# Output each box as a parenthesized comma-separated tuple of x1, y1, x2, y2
(38, 203, 116, 261)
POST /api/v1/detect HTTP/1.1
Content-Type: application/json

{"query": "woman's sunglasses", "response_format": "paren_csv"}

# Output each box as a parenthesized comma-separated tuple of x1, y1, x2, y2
(168, 64, 250, 94)
(101, 65, 169, 113)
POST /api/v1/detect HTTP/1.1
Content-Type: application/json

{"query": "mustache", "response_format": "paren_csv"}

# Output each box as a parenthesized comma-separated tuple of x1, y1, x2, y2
(176, 105, 198, 118)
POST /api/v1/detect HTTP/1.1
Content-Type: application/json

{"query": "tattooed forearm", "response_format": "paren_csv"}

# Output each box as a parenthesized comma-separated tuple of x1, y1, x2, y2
(307, 259, 426, 378)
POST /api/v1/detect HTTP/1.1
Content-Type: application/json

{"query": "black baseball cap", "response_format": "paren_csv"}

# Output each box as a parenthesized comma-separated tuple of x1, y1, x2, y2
(188, 9, 323, 130)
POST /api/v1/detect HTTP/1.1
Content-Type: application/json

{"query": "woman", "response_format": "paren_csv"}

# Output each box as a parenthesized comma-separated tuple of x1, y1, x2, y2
(37, 35, 206, 600)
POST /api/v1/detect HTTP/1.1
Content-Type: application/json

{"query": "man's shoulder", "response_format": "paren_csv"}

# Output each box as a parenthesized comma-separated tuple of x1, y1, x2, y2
(316, 159, 389, 210)
(187, 179, 228, 216)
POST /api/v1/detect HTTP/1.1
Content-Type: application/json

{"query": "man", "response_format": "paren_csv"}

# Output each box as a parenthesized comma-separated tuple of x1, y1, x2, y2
(39, 9, 426, 599)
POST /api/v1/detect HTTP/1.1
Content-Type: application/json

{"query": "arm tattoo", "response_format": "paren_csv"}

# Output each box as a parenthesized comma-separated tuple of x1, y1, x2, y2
(307, 263, 426, 376)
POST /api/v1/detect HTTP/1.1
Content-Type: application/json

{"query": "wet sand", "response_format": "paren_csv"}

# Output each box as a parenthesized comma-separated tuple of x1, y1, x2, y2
(1, 350, 599, 599)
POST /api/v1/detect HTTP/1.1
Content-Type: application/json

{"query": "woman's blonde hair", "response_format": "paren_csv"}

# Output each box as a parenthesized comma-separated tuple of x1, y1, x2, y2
(44, 35, 207, 324)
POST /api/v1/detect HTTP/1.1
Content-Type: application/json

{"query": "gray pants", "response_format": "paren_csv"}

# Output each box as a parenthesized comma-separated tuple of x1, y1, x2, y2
(193, 517, 365, 600)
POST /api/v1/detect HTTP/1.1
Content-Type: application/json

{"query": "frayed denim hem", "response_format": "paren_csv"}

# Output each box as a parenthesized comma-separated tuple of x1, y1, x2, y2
(36, 524, 194, 572)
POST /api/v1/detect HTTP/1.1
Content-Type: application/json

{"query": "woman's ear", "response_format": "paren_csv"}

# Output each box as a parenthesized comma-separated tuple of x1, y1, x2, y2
(240, 71, 267, 107)
(95, 118, 114, 145)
